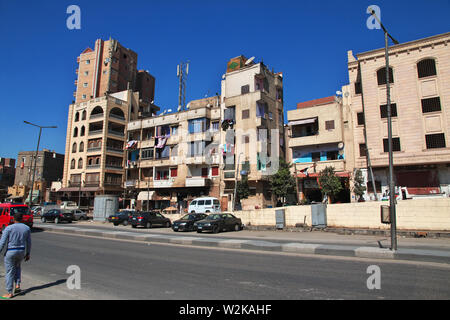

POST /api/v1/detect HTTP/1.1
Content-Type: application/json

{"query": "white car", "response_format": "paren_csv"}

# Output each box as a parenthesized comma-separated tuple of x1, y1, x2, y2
(188, 197, 221, 214)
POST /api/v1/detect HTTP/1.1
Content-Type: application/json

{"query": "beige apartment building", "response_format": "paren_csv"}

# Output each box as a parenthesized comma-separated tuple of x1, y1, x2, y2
(125, 96, 222, 211)
(286, 91, 355, 203)
(220, 56, 285, 210)
(61, 38, 158, 208)
(347, 32, 450, 199)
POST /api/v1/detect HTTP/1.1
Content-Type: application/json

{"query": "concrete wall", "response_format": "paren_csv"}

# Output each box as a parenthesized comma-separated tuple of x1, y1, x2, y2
(229, 198, 450, 231)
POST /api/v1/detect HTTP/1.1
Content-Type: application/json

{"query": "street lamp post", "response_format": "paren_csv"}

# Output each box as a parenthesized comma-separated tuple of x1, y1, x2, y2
(232, 152, 244, 212)
(370, 10, 400, 251)
(24, 121, 57, 207)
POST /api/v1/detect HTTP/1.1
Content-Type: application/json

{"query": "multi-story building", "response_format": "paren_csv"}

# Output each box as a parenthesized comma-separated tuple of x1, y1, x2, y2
(220, 56, 285, 210)
(347, 32, 450, 199)
(9, 150, 64, 203)
(0, 158, 16, 201)
(125, 96, 222, 211)
(61, 38, 158, 208)
(286, 93, 355, 203)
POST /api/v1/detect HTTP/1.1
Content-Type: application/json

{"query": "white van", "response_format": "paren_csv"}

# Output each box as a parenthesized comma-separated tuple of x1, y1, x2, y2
(188, 197, 221, 214)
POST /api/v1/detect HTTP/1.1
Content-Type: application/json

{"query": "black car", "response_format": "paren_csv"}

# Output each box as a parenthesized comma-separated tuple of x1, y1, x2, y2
(194, 213, 243, 233)
(172, 213, 208, 232)
(130, 211, 171, 229)
(108, 210, 135, 226)
(41, 209, 75, 224)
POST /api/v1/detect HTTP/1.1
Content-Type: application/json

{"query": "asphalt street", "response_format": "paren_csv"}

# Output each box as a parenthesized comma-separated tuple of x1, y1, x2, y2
(1, 230, 450, 300)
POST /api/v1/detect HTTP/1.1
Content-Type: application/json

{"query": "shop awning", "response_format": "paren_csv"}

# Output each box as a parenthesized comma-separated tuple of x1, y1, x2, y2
(288, 117, 317, 126)
(138, 191, 155, 201)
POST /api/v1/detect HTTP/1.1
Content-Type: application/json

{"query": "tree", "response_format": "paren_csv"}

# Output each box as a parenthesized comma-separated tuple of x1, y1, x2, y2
(352, 169, 366, 201)
(269, 158, 297, 205)
(318, 166, 343, 203)
(236, 175, 250, 201)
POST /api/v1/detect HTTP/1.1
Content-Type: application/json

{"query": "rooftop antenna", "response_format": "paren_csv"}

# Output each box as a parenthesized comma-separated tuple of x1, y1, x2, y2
(177, 61, 189, 111)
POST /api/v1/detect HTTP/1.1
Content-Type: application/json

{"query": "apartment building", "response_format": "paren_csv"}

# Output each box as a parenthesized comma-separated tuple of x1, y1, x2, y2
(0, 158, 16, 201)
(220, 56, 285, 210)
(61, 38, 158, 208)
(125, 96, 222, 211)
(347, 32, 450, 199)
(286, 91, 354, 203)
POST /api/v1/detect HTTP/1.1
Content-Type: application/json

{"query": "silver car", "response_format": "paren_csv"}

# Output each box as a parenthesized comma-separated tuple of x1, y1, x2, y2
(71, 209, 88, 221)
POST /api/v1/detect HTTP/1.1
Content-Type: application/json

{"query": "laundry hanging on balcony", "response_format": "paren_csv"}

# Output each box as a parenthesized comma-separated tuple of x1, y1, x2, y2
(155, 136, 168, 149)
(125, 140, 138, 150)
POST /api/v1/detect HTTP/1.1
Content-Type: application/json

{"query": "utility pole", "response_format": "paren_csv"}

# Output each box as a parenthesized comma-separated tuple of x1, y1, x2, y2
(370, 10, 399, 251)
(23, 121, 57, 206)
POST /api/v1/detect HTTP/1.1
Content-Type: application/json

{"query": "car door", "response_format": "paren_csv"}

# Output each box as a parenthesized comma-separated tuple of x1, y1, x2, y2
(155, 212, 165, 226)
(197, 200, 205, 213)
(224, 214, 236, 231)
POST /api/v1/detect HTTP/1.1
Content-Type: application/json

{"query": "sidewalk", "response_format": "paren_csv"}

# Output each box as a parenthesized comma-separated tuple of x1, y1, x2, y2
(34, 220, 450, 264)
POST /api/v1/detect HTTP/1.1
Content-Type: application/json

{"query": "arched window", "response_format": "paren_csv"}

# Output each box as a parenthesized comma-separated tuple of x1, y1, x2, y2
(73, 127, 78, 137)
(70, 159, 76, 169)
(377, 67, 394, 85)
(79, 142, 84, 152)
(74, 112, 80, 122)
(72, 143, 77, 153)
(95, 157, 100, 165)
(90, 106, 104, 118)
(78, 158, 83, 169)
(80, 126, 85, 136)
(88, 158, 93, 166)
(110, 107, 125, 120)
(82, 110, 87, 120)
(417, 58, 437, 78)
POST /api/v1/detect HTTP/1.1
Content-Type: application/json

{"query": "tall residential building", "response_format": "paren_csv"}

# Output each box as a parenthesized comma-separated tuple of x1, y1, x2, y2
(347, 32, 450, 199)
(125, 96, 222, 211)
(61, 38, 159, 208)
(220, 56, 285, 210)
(0, 158, 16, 202)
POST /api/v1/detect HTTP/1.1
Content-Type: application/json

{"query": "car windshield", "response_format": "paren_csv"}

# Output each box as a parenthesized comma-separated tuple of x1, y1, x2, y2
(10, 207, 31, 215)
(205, 214, 221, 220)
(180, 214, 196, 221)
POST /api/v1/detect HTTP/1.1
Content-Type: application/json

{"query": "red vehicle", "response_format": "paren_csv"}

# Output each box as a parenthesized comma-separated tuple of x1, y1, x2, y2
(0, 203, 34, 232)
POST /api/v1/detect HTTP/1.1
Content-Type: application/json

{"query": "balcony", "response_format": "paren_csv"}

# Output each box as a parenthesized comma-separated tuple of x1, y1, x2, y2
(107, 130, 125, 138)
(87, 147, 102, 153)
(185, 177, 211, 187)
(294, 159, 346, 173)
(153, 178, 174, 188)
(88, 129, 103, 137)
(185, 154, 220, 165)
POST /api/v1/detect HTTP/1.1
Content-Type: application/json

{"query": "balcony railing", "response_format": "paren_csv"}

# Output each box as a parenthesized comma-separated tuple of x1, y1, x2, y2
(89, 129, 103, 136)
(108, 130, 125, 137)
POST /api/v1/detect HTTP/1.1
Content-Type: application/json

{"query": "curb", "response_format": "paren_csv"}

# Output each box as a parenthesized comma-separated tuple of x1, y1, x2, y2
(36, 225, 450, 264)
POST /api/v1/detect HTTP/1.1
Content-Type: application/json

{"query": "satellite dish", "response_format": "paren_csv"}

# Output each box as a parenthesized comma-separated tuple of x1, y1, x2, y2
(338, 142, 345, 150)
(336, 91, 342, 96)
(167, 109, 172, 113)
(344, 92, 350, 97)
(245, 56, 255, 65)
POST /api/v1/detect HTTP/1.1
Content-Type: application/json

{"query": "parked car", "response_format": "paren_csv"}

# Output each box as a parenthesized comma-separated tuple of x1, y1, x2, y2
(108, 210, 134, 226)
(71, 209, 88, 221)
(0, 203, 34, 231)
(194, 213, 243, 234)
(41, 209, 74, 224)
(172, 213, 208, 232)
(130, 211, 171, 229)
(31, 205, 43, 217)
(188, 197, 221, 214)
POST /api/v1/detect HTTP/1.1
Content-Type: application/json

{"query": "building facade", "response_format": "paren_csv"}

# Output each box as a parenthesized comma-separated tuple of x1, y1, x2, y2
(347, 32, 450, 199)
(0, 158, 16, 201)
(61, 38, 158, 208)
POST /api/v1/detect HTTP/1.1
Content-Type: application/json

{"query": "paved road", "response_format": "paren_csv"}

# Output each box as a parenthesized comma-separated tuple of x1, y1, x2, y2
(2, 231, 450, 300)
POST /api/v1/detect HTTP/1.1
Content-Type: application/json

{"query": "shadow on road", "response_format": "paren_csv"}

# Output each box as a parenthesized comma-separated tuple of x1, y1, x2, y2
(14, 279, 66, 297)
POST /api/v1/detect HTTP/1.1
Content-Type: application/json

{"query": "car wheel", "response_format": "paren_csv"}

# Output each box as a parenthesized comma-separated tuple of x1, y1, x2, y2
(146, 222, 152, 229)
(123, 220, 128, 226)
(113, 223, 119, 226)
(55, 217, 60, 224)
(234, 224, 240, 231)
(165, 221, 171, 228)
(132, 225, 137, 228)
(212, 225, 220, 234)
(197, 230, 202, 233)
(191, 211, 196, 214)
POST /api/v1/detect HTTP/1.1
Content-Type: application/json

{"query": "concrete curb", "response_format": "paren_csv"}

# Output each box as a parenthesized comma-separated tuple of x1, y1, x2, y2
(36, 225, 450, 264)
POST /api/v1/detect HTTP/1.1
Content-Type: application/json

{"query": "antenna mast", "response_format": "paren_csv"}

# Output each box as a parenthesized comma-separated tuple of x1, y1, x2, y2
(177, 61, 189, 110)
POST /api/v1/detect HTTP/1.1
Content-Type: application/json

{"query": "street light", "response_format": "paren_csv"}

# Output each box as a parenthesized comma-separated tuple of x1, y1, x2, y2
(370, 10, 399, 251)
(24, 121, 57, 207)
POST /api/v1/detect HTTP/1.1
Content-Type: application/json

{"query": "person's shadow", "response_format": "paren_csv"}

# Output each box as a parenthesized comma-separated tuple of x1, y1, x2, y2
(14, 279, 66, 297)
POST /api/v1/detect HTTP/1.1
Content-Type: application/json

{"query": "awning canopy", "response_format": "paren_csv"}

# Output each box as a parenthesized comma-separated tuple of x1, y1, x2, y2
(137, 191, 155, 201)
(288, 117, 317, 126)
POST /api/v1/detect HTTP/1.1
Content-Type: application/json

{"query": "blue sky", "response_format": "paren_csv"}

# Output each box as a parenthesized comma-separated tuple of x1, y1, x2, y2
(0, 0, 449, 160)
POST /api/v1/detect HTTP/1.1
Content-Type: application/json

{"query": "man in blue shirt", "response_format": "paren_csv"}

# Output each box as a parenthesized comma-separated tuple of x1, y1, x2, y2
(0, 211, 31, 299)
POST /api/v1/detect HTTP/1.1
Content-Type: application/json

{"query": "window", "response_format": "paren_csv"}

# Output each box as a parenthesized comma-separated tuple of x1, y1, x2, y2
(205, 200, 211, 205)
(383, 137, 401, 152)
(311, 152, 321, 162)
(155, 145, 170, 159)
(82, 94, 87, 99)
(84, 71, 89, 76)
(326, 151, 338, 160)
(256, 102, 267, 118)
(377, 67, 394, 85)
(241, 85, 250, 94)
(242, 109, 250, 119)
(82, 110, 86, 120)
(74, 112, 80, 122)
(211, 167, 219, 176)
(79, 142, 84, 152)
(83, 82, 88, 88)
(197, 200, 205, 206)
(243, 135, 250, 144)
(355, 81, 362, 94)
(325, 120, 335, 130)
(188, 118, 209, 134)
(421, 97, 441, 113)
(80, 126, 85, 136)
(380, 103, 397, 118)
(171, 126, 178, 135)
(224, 107, 235, 121)
(70, 159, 76, 169)
(201, 168, 208, 178)
(170, 167, 178, 177)
(359, 143, 367, 157)
(268, 112, 273, 120)
(211, 122, 219, 132)
(78, 158, 83, 169)
(417, 59, 437, 78)
(85, 60, 90, 64)
(357, 112, 365, 125)
(73, 127, 78, 137)
(72, 143, 77, 153)
(188, 141, 205, 157)
(141, 148, 154, 159)
(425, 133, 446, 149)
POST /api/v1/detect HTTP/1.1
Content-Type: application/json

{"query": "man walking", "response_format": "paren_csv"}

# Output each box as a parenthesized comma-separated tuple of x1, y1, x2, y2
(0, 211, 31, 299)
